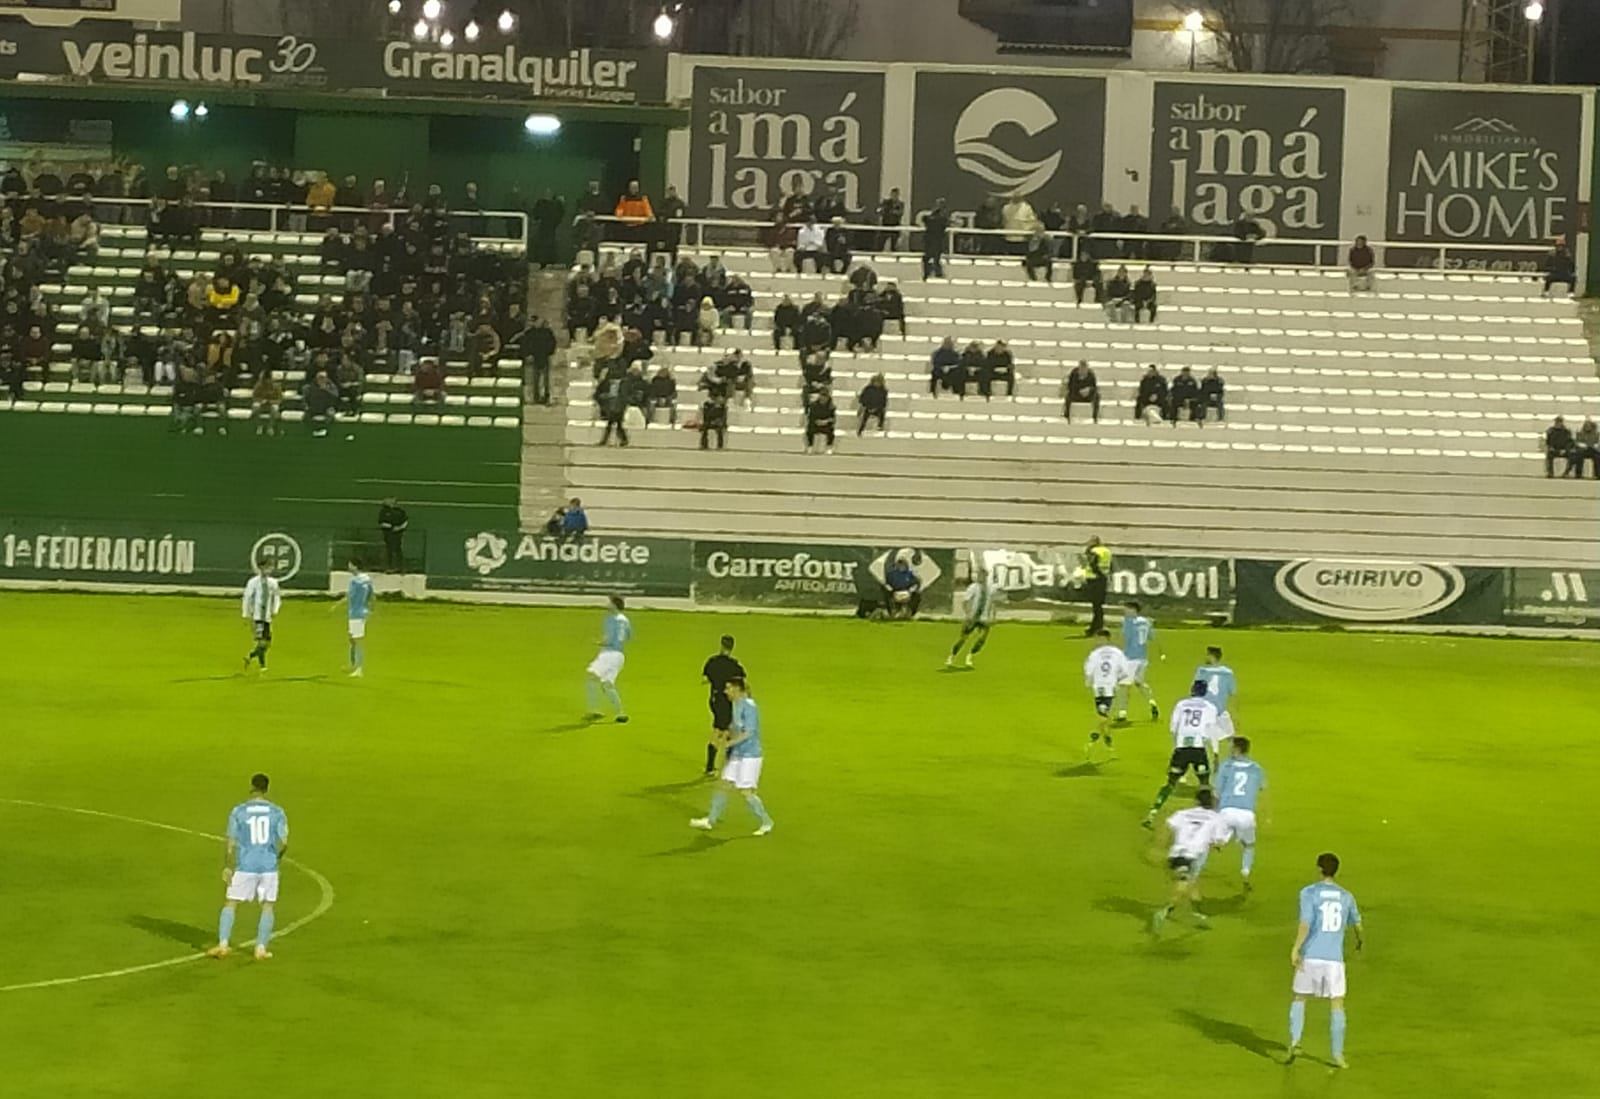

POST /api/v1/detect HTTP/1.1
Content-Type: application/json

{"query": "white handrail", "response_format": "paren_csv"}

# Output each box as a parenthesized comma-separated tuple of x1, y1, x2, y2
(57, 195, 529, 244)
(589, 213, 1568, 278)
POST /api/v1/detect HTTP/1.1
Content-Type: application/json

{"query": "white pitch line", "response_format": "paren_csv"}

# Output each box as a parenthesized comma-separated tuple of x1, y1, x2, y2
(0, 799, 335, 993)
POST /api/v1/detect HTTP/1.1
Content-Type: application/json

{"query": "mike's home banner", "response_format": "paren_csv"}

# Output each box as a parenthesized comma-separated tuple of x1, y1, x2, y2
(0, 25, 667, 103)
(1386, 88, 1583, 246)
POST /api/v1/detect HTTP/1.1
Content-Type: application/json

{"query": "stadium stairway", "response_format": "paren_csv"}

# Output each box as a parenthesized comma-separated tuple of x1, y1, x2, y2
(556, 248, 1600, 568)
(519, 270, 573, 522)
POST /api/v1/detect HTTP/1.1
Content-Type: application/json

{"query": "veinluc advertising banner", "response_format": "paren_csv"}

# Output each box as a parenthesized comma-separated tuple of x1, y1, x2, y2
(1148, 80, 1344, 241)
(687, 64, 886, 218)
(909, 70, 1106, 217)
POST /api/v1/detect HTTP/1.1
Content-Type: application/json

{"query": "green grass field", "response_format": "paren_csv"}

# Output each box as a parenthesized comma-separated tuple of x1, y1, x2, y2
(2, 592, 1594, 1099)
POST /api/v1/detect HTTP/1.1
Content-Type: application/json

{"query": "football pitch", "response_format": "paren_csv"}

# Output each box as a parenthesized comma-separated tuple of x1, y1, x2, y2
(2, 592, 1593, 1099)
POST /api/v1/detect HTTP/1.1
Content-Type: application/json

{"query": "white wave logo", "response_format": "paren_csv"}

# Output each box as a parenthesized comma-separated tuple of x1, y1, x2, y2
(952, 87, 1062, 197)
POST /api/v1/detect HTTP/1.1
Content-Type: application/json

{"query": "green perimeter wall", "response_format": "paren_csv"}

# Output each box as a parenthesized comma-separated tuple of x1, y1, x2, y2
(0, 96, 655, 220)
(0, 417, 520, 538)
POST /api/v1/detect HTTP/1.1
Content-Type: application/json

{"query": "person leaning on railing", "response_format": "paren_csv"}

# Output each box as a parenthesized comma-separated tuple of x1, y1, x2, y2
(614, 180, 654, 247)
(1543, 238, 1577, 298)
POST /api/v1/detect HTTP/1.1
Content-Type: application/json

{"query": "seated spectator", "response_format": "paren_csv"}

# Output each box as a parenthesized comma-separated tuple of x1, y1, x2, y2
(319, 227, 346, 271)
(132, 261, 167, 319)
(0, 348, 24, 399)
(1199, 367, 1226, 422)
(722, 274, 755, 332)
(543, 507, 566, 537)
(699, 393, 728, 450)
(206, 275, 241, 326)
(1154, 208, 1188, 261)
(930, 336, 960, 395)
(95, 326, 124, 385)
(1348, 235, 1377, 293)
(1063, 360, 1100, 422)
(126, 325, 158, 386)
(646, 364, 678, 425)
(336, 354, 365, 414)
(1023, 227, 1054, 283)
(1543, 238, 1577, 298)
(857, 372, 888, 435)
(824, 217, 852, 274)
(717, 349, 755, 409)
(805, 387, 838, 455)
(303, 368, 340, 436)
(562, 498, 589, 540)
(1132, 267, 1159, 323)
(1545, 415, 1573, 477)
(207, 329, 237, 386)
(195, 364, 229, 431)
(1132, 364, 1171, 425)
(1103, 266, 1133, 323)
(795, 218, 827, 274)
(413, 356, 446, 404)
(773, 293, 800, 350)
(620, 362, 649, 425)
(879, 281, 907, 337)
(980, 340, 1015, 400)
(72, 323, 100, 382)
(251, 370, 283, 434)
(799, 302, 833, 355)
(566, 283, 598, 343)
(955, 341, 986, 400)
(171, 365, 202, 433)
(80, 286, 111, 329)
(1071, 252, 1103, 305)
(1169, 365, 1201, 423)
(1566, 416, 1599, 478)
(695, 296, 720, 348)
(18, 323, 50, 376)
(801, 351, 833, 408)
(884, 551, 923, 618)
(468, 318, 501, 378)
(68, 211, 99, 259)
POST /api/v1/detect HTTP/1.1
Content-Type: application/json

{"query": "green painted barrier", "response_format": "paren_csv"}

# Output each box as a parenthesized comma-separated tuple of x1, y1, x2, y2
(428, 531, 693, 596)
(0, 517, 333, 589)
(1505, 568, 1600, 627)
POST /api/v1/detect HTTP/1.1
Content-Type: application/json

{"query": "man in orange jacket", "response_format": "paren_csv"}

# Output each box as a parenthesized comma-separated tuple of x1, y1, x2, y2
(614, 180, 654, 244)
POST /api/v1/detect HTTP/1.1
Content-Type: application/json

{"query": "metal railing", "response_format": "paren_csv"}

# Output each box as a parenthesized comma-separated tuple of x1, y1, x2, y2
(38, 195, 529, 245)
(588, 214, 1572, 280)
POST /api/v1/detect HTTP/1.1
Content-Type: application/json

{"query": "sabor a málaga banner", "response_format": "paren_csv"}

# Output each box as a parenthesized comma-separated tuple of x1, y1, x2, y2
(686, 64, 886, 218)
(0, 24, 667, 103)
(1234, 558, 1505, 626)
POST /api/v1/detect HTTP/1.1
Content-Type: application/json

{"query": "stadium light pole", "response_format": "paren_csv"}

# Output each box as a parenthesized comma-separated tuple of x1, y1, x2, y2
(1182, 10, 1204, 72)
(1523, 2, 1544, 84)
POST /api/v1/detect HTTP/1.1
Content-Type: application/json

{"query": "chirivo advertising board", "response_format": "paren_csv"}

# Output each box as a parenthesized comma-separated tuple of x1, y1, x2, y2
(973, 549, 1232, 619)
(1234, 558, 1505, 626)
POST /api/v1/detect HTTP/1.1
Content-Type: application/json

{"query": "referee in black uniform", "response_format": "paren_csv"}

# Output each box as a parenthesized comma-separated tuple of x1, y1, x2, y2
(701, 635, 746, 775)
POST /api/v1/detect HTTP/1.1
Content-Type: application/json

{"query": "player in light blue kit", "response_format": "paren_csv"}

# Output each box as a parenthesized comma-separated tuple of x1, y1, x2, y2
(1214, 736, 1266, 890)
(208, 773, 289, 961)
(692, 678, 774, 836)
(1195, 645, 1238, 740)
(1115, 600, 1162, 721)
(1287, 852, 1364, 1069)
(334, 559, 374, 677)
(584, 594, 631, 724)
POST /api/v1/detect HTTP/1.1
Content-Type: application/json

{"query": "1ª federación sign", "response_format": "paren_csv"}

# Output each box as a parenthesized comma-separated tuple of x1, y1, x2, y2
(0, 517, 329, 588)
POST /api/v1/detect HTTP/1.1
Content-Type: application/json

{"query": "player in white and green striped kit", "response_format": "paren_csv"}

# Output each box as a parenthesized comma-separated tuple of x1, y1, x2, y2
(947, 570, 1000, 669)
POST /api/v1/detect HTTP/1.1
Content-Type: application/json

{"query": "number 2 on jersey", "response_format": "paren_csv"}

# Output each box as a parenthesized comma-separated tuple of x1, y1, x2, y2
(248, 814, 273, 846)
(1232, 770, 1249, 797)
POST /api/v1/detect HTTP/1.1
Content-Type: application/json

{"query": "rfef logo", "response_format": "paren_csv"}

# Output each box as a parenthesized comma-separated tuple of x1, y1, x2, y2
(952, 87, 1063, 198)
(1273, 559, 1465, 621)
(250, 532, 302, 582)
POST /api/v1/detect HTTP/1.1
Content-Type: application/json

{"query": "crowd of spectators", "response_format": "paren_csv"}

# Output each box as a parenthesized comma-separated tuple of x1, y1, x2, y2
(1543, 415, 1599, 478)
(0, 158, 533, 431)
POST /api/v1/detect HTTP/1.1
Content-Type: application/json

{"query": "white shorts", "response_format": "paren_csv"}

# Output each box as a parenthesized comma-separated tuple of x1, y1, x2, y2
(1293, 959, 1347, 998)
(1217, 807, 1257, 845)
(721, 755, 764, 790)
(1122, 659, 1148, 685)
(1215, 711, 1237, 740)
(225, 870, 280, 904)
(348, 618, 367, 639)
(587, 650, 625, 684)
